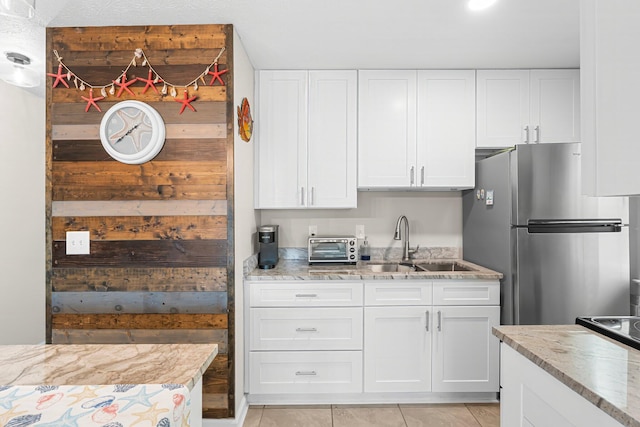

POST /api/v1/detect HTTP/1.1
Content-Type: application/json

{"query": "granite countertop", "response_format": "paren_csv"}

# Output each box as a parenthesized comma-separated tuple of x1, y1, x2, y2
(246, 258, 503, 281)
(0, 343, 218, 391)
(494, 325, 640, 427)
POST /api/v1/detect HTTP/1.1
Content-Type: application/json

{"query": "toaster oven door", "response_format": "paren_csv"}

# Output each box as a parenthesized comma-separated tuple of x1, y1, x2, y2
(309, 240, 348, 262)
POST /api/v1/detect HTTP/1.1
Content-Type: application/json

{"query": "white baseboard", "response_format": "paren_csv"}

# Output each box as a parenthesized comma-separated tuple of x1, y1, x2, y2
(202, 395, 249, 427)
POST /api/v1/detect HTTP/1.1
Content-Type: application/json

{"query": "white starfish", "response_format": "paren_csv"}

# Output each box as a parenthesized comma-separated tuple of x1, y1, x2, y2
(109, 108, 153, 153)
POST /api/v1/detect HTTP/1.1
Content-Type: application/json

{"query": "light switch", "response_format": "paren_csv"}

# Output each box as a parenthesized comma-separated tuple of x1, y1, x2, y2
(66, 231, 90, 255)
(486, 190, 494, 206)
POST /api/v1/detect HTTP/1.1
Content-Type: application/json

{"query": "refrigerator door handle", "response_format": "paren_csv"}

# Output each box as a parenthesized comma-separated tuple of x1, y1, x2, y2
(527, 219, 623, 233)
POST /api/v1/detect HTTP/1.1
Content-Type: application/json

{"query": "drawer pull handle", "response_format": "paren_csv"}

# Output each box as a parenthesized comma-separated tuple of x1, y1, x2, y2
(295, 293, 318, 298)
(437, 310, 442, 332)
(425, 310, 429, 332)
(295, 371, 317, 376)
(296, 327, 318, 332)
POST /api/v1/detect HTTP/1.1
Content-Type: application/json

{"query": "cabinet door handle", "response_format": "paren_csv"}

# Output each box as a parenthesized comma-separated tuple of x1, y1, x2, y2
(295, 371, 317, 376)
(295, 293, 318, 298)
(311, 187, 315, 206)
(534, 125, 540, 143)
(301, 187, 305, 206)
(295, 327, 318, 332)
(425, 310, 430, 331)
(437, 310, 442, 332)
(421, 166, 425, 186)
(410, 166, 415, 185)
(523, 126, 530, 143)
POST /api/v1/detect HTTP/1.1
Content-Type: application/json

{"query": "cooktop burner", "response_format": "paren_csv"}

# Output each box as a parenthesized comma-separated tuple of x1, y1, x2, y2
(576, 316, 640, 351)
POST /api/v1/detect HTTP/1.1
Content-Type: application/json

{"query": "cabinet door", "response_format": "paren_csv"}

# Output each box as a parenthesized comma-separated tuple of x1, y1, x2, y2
(432, 306, 499, 392)
(417, 70, 475, 189)
(476, 70, 530, 148)
(255, 71, 308, 208)
(530, 69, 580, 143)
(308, 71, 357, 208)
(358, 70, 417, 188)
(364, 306, 431, 392)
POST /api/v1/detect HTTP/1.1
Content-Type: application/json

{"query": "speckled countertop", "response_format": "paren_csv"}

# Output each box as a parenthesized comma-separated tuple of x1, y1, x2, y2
(246, 258, 503, 281)
(494, 325, 640, 427)
(0, 343, 218, 390)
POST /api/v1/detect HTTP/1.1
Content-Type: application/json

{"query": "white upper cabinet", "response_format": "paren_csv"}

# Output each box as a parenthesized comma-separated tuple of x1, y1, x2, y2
(581, 0, 640, 196)
(476, 69, 580, 148)
(255, 70, 357, 208)
(358, 70, 475, 190)
(358, 70, 417, 188)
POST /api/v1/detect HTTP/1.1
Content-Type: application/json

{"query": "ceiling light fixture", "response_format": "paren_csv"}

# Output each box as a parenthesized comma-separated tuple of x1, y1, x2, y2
(468, 0, 498, 11)
(0, 51, 40, 88)
(0, 0, 35, 19)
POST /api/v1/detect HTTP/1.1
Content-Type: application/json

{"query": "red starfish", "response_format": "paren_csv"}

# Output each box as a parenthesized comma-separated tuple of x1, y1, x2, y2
(113, 73, 137, 97)
(174, 89, 197, 114)
(207, 62, 228, 86)
(47, 64, 70, 88)
(81, 88, 105, 112)
(137, 69, 162, 94)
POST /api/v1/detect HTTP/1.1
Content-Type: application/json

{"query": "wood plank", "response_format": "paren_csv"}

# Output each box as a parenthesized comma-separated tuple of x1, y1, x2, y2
(202, 393, 229, 410)
(51, 267, 227, 292)
(51, 329, 228, 349)
(203, 354, 229, 394)
(52, 239, 227, 268)
(51, 25, 228, 51)
(52, 123, 227, 140)
(51, 291, 228, 314)
(52, 200, 228, 217)
(53, 138, 227, 162)
(54, 49, 228, 67)
(53, 215, 227, 240)
(53, 102, 226, 125)
(52, 161, 226, 186)
(53, 184, 227, 201)
(51, 85, 227, 104)
(52, 313, 227, 329)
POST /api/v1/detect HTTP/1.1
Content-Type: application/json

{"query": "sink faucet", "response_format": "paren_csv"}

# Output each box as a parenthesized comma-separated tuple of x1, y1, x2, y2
(394, 215, 419, 261)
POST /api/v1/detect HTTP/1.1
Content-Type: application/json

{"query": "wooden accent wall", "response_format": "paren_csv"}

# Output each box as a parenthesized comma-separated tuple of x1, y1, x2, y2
(46, 24, 235, 418)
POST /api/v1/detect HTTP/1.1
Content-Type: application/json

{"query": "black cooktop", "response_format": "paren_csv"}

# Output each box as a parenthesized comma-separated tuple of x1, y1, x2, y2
(576, 316, 640, 351)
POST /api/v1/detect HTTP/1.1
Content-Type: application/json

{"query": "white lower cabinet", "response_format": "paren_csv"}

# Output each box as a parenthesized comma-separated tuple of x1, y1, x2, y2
(246, 279, 500, 401)
(364, 305, 431, 392)
(501, 344, 623, 427)
(432, 305, 500, 392)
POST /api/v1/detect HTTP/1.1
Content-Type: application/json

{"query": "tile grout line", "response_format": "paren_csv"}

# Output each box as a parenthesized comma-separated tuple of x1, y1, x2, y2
(397, 404, 410, 427)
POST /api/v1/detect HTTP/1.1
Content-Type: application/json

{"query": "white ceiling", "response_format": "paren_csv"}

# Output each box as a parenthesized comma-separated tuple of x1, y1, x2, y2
(0, 0, 580, 97)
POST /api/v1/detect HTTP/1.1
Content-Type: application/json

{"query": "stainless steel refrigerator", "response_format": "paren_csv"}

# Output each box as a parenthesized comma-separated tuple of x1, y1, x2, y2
(463, 143, 629, 325)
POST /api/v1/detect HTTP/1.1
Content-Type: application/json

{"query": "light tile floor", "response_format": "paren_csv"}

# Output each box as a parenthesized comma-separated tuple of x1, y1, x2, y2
(243, 403, 500, 427)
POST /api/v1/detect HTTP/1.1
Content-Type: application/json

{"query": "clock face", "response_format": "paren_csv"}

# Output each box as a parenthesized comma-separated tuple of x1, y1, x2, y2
(99, 100, 166, 164)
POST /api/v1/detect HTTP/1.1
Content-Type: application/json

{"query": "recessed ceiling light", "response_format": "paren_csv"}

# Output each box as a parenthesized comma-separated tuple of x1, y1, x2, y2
(468, 0, 498, 11)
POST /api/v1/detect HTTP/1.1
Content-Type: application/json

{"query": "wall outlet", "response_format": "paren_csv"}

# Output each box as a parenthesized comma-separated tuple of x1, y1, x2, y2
(309, 225, 318, 236)
(356, 224, 365, 239)
(66, 231, 90, 255)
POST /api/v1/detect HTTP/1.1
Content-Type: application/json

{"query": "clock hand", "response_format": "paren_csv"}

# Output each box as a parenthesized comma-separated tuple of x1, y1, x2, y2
(114, 122, 142, 144)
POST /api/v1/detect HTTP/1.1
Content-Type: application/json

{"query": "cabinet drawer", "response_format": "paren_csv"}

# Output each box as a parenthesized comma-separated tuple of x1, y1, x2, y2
(249, 351, 363, 394)
(364, 281, 432, 306)
(432, 281, 499, 305)
(249, 281, 363, 307)
(250, 307, 363, 351)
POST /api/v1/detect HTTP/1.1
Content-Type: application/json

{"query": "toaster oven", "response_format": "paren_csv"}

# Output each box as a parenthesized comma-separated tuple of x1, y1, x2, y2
(308, 236, 358, 264)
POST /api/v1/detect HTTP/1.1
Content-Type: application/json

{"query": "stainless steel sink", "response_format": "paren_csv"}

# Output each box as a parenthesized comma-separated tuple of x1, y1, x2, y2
(415, 262, 473, 272)
(368, 263, 416, 273)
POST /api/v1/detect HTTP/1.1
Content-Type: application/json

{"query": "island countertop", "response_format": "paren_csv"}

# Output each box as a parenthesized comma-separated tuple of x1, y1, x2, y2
(246, 259, 503, 281)
(494, 325, 640, 427)
(0, 343, 218, 391)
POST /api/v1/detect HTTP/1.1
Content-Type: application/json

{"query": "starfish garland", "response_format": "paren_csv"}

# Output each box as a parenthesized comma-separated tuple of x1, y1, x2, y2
(174, 89, 197, 114)
(48, 47, 227, 113)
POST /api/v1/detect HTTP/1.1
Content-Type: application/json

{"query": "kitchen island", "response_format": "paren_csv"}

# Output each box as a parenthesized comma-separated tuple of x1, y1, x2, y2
(0, 343, 217, 427)
(494, 325, 640, 427)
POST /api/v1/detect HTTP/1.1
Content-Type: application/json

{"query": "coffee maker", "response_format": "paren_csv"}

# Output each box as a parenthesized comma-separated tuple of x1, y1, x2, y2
(258, 225, 279, 269)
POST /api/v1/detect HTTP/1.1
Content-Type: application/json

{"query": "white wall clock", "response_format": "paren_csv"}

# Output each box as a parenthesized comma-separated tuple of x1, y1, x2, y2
(99, 100, 166, 164)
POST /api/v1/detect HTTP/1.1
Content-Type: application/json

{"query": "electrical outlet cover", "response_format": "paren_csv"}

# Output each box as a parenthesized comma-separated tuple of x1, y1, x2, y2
(66, 231, 90, 255)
